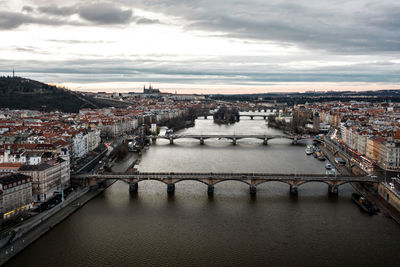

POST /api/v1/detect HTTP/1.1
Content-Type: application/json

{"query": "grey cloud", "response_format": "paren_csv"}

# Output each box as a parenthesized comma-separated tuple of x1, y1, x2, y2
(38, 5, 77, 16)
(0, 2, 160, 29)
(1, 58, 400, 85)
(0, 11, 71, 30)
(118, 0, 400, 54)
(362, 5, 400, 31)
(35, 2, 156, 25)
(136, 17, 160, 24)
(22, 6, 34, 13)
(37, 2, 133, 25)
(78, 3, 133, 24)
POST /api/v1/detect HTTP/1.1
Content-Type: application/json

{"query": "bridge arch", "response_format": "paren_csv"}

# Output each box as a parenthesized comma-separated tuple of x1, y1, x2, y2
(173, 179, 210, 186)
(295, 180, 349, 187)
(136, 178, 169, 185)
(254, 180, 293, 187)
(212, 179, 251, 186)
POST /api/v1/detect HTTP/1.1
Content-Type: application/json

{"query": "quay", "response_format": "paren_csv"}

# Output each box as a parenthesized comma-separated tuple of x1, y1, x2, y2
(0, 180, 115, 266)
(321, 138, 400, 223)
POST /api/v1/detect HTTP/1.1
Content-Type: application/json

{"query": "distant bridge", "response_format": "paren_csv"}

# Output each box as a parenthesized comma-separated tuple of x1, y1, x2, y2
(202, 113, 271, 120)
(72, 172, 377, 195)
(153, 134, 310, 145)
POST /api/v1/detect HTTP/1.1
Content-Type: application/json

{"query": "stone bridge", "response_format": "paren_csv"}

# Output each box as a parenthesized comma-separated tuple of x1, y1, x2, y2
(202, 113, 273, 120)
(153, 134, 310, 145)
(72, 172, 377, 195)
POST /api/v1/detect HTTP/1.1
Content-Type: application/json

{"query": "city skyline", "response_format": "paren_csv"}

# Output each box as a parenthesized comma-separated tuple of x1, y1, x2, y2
(1, 0, 400, 93)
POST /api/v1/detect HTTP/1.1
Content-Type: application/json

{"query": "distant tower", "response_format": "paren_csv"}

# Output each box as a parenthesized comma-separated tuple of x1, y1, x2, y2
(12, 69, 15, 77)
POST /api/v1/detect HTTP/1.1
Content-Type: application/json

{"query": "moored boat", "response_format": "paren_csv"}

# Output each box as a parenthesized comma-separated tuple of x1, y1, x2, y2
(305, 145, 313, 155)
(351, 193, 378, 214)
(317, 152, 326, 161)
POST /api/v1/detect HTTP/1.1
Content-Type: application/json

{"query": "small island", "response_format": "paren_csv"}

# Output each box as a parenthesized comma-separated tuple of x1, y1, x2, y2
(213, 107, 240, 124)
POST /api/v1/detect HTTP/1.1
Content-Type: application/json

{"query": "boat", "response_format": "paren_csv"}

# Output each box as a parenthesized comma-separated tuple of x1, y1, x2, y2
(325, 163, 332, 170)
(313, 146, 320, 152)
(316, 152, 326, 161)
(351, 193, 378, 214)
(305, 145, 313, 155)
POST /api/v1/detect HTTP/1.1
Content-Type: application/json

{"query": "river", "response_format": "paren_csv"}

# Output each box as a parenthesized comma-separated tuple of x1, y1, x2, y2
(6, 116, 400, 267)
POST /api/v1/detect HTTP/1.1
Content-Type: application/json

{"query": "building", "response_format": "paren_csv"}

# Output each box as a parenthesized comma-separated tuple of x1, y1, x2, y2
(380, 137, 400, 170)
(0, 162, 23, 173)
(313, 112, 320, 133)
(0, 173, 33, 222)
(0, 148, 26, 164)
(366, 136, 385, 163)
(72, 132, 88, 158)
(19, 158, 70, 202)
(86, 129, 101, 152)
(143, 85, 160, 94)
(357, 131, 370, 156)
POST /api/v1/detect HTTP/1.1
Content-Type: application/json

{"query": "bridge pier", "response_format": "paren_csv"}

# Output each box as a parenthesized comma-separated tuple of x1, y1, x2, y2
(232, 138, 237, 145)
(169, 137, 174, 145)
(328, 184, 338, 195)
(249, 186, 257, 195)
(290, 185, 298, 195)
(129, 183, 138, 193)
(200, 137, 204, 145)
(207, 185, 214, 195)
(250, 116, 254, 120)
(263, 138, 268, 145)
(167, 183, 175, 194)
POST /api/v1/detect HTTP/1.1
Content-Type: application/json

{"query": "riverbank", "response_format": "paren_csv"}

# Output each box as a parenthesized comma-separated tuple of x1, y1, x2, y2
(0, 180, 116, 266)
(320, 141, 400, 224)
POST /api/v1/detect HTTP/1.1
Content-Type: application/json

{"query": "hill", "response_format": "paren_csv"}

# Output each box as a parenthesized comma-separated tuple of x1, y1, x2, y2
(0, 76, 126, 113)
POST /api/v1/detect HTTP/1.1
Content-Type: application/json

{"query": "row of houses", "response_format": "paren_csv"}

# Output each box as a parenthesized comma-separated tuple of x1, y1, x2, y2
(312, 101, 400, 171)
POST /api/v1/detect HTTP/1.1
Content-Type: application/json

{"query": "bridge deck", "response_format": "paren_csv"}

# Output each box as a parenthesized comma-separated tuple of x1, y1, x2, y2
(155, 134, 308, 140)
(73, 172, 376, 182)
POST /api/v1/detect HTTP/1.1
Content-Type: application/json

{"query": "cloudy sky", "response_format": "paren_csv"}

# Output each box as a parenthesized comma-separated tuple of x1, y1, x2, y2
(1, 0, 400, 93)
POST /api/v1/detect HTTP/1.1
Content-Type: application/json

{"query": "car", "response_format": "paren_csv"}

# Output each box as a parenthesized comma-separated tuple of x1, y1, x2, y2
(389, 182, 395, 189)
(334, 157, 346, 165)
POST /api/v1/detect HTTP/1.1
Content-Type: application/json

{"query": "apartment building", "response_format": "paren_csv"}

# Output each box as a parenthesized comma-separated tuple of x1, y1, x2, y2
(19, 158, 70, 202)
(0, 173, 33, 221)
(380, 137, 400, 170)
